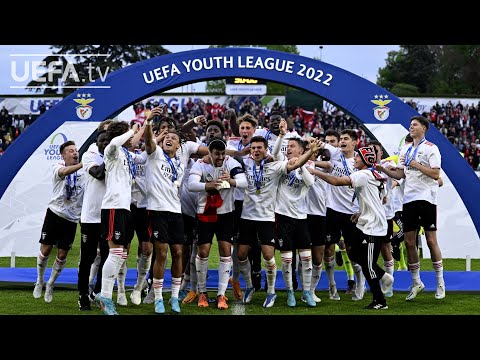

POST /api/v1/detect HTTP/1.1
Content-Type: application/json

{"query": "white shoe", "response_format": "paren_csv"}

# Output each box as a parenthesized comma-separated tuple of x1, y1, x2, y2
(311, 291, 321, 303)
(143, 287, 155, 304)
(130, 290, 142, 305)
(352, 285, 365, 301)
(381, 273, 394, 296)
(44, 284, 53, 303)
(405, 281, 425, 301)
(33, 282, 43, 299)
(435, 284, 446, 300)
(117, 292, 128, 306)
(329, 285, 340, 301)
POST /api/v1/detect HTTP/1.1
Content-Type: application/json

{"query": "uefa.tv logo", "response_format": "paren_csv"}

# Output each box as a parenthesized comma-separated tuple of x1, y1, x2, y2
(44, 133, 68, 161)
(10, 53, 112, 91)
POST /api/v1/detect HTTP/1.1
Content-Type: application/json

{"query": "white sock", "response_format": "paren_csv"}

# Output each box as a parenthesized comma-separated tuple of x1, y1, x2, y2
(218, 256, 232, 296)
(36, 251, 49, 284)
(100, 248, 124, 299)
(153, 278, 164, 300)
(117, 257, 128, 293)
(47, 256, 66, 286)
(311, 263, 323, 292)
(88, 251, 101, 286)
(134, 254, 151, 291)
(432, 260, 444, 286)
(171, 277, 181, 299)
(384, 259, 394, 275)
(408, 261, 421, 284)
(352, 262, 364, 289)
(195, 255, 209, 293)
(264, 257, 277, 294)
(239, 258, 252, 288)
(281, 252, 293, 291)
(324, 256, 336, 286)
(299, 250, 312, 292)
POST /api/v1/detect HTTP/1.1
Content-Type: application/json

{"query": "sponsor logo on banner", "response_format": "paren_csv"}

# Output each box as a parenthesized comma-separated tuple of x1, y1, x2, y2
(74, 93, 95, 120)
(371, 95, 392, 121)
(43, 132, 68, 161)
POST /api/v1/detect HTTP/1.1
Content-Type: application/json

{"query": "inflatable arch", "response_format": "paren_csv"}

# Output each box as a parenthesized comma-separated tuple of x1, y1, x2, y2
(1, 47, 479, 257)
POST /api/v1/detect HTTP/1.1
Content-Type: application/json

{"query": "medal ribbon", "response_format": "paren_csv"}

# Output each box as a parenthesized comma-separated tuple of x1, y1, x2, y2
(66, 172, 77, 200)
(253, 159, 265, 191)
(122, 147, 137, 180)
(163, 150, 181, 183)
(404, 137, 426, 167)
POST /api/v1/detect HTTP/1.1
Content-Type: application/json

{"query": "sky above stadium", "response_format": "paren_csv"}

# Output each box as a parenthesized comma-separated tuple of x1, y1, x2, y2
(0, 45, 399, 95)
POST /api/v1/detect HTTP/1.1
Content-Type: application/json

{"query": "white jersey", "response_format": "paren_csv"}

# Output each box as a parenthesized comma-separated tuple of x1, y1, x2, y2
(131, 150, 148, 208)
(379, 159, 396, 220)
(255, 128, 302, 157)
(48, 162, 86, 223)
(190, 156, 245, 215)
(146, 145, 185, 213)
(80, 147, 106, 224)
(241, 158, 287, 222)
(181, 158, 199, 218)
(306, 162, 328, 216)
(392, 178, 405, 213)
(101, 130, 135, 211)
(398, 140, 441, 205)
(226, 137, 251, 202)
(349, 170, 387, 236)
(178, 141, 200, 169)
(325, 144, 359, 214)
(275, 161, 313, 219)
(177, 142, 201, 216)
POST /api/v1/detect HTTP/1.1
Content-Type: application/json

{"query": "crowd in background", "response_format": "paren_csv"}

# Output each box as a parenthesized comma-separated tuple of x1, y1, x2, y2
(0, 106, 41, 154)
(2, 97, 480, 171)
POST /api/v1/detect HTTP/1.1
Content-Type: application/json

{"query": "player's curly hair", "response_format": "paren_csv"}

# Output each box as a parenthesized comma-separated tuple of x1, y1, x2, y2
(105, 121, 130, 142)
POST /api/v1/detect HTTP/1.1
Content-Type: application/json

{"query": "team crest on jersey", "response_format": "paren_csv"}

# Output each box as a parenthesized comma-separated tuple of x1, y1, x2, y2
(41, 232, 47, 240)
(74, 93, 95, 120)
(82, 234, 87, 243)
(371, 95, 392, 121)
(114, 231, 121, 240)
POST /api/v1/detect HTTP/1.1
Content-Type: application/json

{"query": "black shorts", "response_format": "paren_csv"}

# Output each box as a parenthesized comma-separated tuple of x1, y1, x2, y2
(101, 208, 133, 246)
(131, 204, 149, 243)
(197, 212, 234, 246)
(148, 211, 185, 245)
(326, 207, 358, 246)
(238, 219, 276, 247)
(276, 213, 311, 251)
(384, 218, 393, 243)
(80, 222, 102, 247)
(233, 200, 243, 236)
(403, 200, 437, 232)
(307, 214, 327, 247)
(182, 213, 198, 246)
(39, 208, 77, 251)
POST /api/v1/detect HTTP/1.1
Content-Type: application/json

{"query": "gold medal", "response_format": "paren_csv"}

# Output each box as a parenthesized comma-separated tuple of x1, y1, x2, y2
(255, 189, 261, 195)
